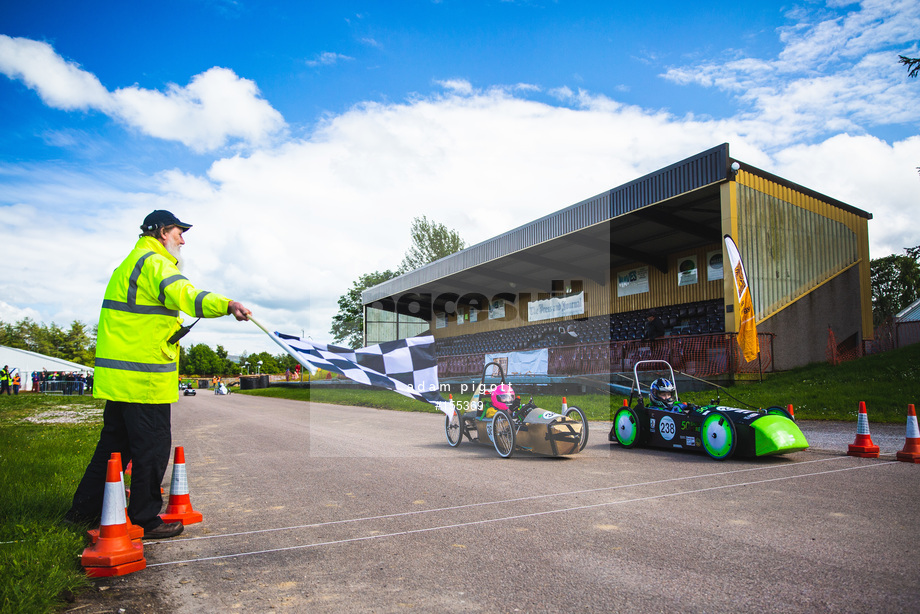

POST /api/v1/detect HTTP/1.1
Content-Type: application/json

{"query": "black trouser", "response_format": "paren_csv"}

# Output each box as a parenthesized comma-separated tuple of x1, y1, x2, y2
(69, 401, 172, 529)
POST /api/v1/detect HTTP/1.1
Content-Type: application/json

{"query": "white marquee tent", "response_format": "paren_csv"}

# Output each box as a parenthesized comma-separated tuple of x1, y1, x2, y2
(0, 345, 93, 393)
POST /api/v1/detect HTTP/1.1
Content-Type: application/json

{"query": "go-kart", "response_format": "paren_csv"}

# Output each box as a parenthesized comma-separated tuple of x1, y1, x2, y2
(444, 362, 588, 458)
(182, 386, 196, 396)
(608, 360, 808, 460)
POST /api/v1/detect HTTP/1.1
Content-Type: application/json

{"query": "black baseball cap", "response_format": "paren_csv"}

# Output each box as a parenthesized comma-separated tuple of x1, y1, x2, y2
(141, 210, 192, 232)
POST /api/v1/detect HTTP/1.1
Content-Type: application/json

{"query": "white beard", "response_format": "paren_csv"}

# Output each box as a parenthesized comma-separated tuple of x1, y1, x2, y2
(165, 237, 184, 271)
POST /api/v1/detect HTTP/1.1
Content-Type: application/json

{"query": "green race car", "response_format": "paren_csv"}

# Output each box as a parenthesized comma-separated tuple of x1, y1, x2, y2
(609, 360, 808, 460)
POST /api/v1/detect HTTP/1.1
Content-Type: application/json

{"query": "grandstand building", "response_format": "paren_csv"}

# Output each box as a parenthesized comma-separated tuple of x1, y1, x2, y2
(362, 144, 872, 381)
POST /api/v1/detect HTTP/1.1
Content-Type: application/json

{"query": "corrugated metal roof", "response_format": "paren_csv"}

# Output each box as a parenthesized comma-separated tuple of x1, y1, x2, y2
(364, 144, 731, 303)
(896, 297, 920, 322)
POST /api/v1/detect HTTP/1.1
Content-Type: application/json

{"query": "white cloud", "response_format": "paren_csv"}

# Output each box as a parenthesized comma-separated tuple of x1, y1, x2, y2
(661, 0, 920, 146)
(0, 36, 286, 152)
(435, 78, 474, 95)
(305, 51, 354, 67)
(0, 35, 110, 110)
(0, 300, 42, 323)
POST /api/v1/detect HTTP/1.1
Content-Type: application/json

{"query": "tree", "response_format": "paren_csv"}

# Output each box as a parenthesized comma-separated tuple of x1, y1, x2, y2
(183, 343, 224, 376)
(331, 270, 399, 348)
(900, 55, 920, 78)
(242, 351, 280, 374)
(899, 55, 920, 176)
(330, 216, 465, 348)
(398, 215, 466, 273)
(870, 246, 920, 325)
(0, 317, 96, 367)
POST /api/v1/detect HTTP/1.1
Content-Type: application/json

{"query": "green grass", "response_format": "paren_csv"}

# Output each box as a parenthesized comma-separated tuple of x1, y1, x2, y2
(0, 394, 104, 614)
(243, 343, 920, 423)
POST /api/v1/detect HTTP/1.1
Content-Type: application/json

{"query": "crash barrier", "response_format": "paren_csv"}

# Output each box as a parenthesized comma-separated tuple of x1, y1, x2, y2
(39, 380, 90, 395)
(438, 332, 775, 378)
(239, 374, 270, 389)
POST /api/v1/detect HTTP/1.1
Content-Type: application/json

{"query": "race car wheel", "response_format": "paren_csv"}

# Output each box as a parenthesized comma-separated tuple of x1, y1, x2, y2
(564, 406, 589, 452)
(612, 406, 641, 448)
(445, 411, 463, 447)
(491, 410, 516, 458)
(766, 405, 795, 421)
(701, 410, 736, 460)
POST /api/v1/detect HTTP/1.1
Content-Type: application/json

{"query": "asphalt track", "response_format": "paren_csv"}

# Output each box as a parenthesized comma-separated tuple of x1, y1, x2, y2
(74, 393, 920, 613)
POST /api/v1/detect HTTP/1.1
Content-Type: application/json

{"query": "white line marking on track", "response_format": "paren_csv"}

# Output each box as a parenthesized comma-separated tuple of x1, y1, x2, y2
(148, 455, 848, 547)
(147, 458, 897, 568)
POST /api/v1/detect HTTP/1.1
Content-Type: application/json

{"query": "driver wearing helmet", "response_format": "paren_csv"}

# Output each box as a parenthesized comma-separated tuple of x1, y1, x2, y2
(649, 378, 683, 412)
(483, 383, 516, 418)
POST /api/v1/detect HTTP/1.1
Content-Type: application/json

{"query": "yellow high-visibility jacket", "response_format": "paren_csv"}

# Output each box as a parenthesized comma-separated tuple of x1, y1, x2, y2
(94, 236, 231, 404)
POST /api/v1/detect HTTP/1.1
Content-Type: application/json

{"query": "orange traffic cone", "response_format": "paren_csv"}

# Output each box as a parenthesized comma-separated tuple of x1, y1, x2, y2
(562, 397, 568, 412)
(896, 404, 920, 463)
(159, 446, 203, 525)
(787, 404, 795, 419)
(81, 458, 146, 577)
(88, 453, 143, 543)
(847, 402, 880, 458)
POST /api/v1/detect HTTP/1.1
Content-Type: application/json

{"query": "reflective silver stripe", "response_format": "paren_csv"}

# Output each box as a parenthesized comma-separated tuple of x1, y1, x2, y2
(94, 357, 177, 373)
(194, 291, 211, 318)
(158, 274, 188, 304)
(127, 252, 155, 307)
(101, 299, 178, 317)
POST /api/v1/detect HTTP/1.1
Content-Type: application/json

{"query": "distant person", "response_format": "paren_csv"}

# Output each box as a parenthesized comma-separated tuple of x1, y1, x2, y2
(0, 365, 10, 395)
(642, 310, 665, 342)
(66, 210, 252, 539)
(12, 371, 20, 394)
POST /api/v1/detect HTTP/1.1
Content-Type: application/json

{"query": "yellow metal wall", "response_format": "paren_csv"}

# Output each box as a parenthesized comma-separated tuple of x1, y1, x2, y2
(729, 170, 872, 338)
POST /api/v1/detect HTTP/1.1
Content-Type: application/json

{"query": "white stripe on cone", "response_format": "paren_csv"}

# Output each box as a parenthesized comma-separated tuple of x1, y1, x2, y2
(101, 480, 127, 527)
(856, 411, 871, 435)
(907, 414, 920, 439)
(170, 463, 189, 495)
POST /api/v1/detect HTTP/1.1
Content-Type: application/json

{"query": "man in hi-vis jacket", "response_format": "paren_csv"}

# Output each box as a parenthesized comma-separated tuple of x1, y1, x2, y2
(66, 210, 251, 539)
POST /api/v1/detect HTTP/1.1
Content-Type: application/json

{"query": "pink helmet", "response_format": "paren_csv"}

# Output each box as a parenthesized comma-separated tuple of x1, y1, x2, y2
(492, 383, 516, 410)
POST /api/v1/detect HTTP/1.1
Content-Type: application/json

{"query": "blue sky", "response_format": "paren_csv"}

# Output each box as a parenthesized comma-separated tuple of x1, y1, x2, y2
(1, 0, 918, 355)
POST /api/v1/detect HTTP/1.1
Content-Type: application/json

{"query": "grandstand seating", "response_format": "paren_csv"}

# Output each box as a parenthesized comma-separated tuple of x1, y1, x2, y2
(435, 299, 725, 358)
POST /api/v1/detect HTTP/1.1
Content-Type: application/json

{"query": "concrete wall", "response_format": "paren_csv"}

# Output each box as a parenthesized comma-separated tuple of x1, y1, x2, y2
(757, 265, 863, 370)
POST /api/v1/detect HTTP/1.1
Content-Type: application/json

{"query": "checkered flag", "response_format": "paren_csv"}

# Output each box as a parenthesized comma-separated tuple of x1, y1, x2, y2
(273, 333, 455, 416)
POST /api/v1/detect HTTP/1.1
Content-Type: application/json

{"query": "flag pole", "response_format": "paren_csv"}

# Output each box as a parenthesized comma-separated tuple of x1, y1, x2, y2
(248, 316, 318, 375)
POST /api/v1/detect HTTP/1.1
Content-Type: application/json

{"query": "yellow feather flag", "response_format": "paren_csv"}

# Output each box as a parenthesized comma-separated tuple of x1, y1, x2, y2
(724, 235, 759, 363)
